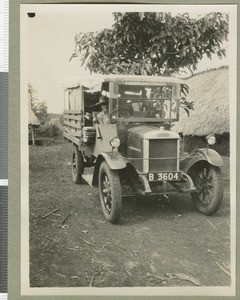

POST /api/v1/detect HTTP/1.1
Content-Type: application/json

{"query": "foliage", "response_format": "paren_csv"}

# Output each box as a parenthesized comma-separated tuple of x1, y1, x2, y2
(33, 102, 49, 125)
(180, 133, 229, 156)
(59, 114, 65, 127)
(72, 12, 228, 76)
(39, 123, 60, 138)
(180, 83, 194, 116)
(28, 84, 49, 124)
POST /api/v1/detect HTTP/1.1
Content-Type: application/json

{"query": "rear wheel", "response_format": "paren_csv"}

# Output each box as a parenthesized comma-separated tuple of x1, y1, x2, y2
(99, 162, 122, 224)
(72, 145, 84, 184)
(190, 163, 223, 215)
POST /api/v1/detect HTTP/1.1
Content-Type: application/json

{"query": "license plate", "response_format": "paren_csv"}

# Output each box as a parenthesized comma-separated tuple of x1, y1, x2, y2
(148, 172, 181, 182)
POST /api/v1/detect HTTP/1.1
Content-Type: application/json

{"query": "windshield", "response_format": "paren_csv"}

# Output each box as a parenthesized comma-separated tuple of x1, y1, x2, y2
(111, 84, 178, 121)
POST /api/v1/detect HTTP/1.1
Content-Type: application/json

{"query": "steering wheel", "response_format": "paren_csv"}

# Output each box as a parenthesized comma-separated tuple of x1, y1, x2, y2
(111, 108, 133, 124)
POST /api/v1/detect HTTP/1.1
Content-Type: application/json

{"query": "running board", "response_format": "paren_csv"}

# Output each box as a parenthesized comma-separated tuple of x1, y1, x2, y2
(82, 174, 94, 186)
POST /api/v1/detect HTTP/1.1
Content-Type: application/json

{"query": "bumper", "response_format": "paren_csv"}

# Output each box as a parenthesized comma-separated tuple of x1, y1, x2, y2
(130, 171, 196, 196)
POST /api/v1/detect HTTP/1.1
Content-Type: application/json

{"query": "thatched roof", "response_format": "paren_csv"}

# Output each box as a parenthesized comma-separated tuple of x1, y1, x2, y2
(28, 94, 40, 126)
(173, 66, 229, 136)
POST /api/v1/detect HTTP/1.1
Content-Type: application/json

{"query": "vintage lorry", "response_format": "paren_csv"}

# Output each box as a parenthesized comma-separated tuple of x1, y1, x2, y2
(63, 75, 223, 224)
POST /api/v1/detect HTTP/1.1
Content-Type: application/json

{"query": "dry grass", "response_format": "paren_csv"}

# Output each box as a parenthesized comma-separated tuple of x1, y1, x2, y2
(174, 66, 229, 136)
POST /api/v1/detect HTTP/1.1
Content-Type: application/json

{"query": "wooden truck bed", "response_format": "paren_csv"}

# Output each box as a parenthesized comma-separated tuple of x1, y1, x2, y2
(63, 84, 100, 147)
(63, 109, 83, 145)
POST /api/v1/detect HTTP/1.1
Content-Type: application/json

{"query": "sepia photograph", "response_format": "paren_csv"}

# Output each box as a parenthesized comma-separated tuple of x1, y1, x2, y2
(20, 4, 236, 296)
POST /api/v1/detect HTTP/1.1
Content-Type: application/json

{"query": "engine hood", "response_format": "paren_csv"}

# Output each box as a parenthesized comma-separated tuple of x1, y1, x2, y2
(127, 125, 179, 140)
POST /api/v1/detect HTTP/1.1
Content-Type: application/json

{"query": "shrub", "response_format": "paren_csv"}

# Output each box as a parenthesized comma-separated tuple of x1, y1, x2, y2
(39, 123, 60, 138)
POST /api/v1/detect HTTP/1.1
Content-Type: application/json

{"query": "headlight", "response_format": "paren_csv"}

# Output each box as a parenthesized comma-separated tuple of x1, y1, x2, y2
(206, 135, 216, 145)
(110, 137, 120, 148)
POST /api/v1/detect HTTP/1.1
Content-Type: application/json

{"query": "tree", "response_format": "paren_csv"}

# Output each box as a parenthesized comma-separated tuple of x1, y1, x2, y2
(71, 12, 228, 76)
(28, 84, 48, 125)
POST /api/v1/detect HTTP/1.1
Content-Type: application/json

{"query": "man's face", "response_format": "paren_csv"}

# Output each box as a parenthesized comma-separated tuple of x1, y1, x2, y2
(101, 105, 108, 113)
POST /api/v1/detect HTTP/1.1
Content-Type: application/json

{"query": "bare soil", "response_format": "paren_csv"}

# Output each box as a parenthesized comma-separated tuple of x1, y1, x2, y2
(29, 139, 231, 288)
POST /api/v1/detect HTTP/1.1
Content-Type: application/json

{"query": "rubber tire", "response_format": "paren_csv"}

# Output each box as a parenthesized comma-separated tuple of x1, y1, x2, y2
(98, 162, 122, 224)
(72, 145, 84, 184)
(190, 164, 223, 215)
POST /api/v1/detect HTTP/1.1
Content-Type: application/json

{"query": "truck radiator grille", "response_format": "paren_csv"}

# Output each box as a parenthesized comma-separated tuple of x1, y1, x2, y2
(149, 139, 178, 172)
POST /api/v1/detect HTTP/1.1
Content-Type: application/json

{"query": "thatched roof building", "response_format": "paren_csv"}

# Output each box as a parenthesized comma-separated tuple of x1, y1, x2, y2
(174, 66, 229, 136)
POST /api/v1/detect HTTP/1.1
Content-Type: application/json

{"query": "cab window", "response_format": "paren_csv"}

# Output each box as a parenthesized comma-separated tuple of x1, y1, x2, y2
(111, 84, 175, 119)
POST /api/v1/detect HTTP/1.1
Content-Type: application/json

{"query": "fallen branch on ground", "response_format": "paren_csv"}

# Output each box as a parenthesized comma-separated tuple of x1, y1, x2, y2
(225, 218, 230, 228)
(147, 273, 165, 281)
(56, 272, 66, 278)
(215, 261, 231, 277)
(46, 138, 55, 146)
(165, 273, 201, 286)
(41, 208, 60, 219)
(66, 247, 79, 251)
(79, 238, 95, 246)
(206, 219, 219, 232)
(62, 212, 72, 226)
(45, 235, 59, 243)
(89, 269, 102, 287)
(95, 245, 105, 253)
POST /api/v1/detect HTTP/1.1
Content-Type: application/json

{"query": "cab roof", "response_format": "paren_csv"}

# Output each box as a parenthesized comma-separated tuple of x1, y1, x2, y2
(64, 74, 185, 91)
(101, 74, 184, 84)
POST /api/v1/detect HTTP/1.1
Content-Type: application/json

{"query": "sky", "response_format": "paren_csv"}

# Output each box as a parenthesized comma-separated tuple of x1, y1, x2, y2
(23, 4, 230, 114)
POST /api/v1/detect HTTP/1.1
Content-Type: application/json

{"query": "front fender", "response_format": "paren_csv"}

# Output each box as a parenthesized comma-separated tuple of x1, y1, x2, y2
(100, 152, 127, 170)
(180, 148, 223, 173)
(92, 152, 127, 186)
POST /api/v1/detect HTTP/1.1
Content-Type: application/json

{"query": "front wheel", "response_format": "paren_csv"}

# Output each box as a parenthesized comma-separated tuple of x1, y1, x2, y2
(98, 162, 122, 224)
(72, 145, 84, 184)
(190, 163, 223, 215)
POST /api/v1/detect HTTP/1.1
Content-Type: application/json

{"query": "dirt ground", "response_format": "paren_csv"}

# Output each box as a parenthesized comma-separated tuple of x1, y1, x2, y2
(29, 138, 231, 288)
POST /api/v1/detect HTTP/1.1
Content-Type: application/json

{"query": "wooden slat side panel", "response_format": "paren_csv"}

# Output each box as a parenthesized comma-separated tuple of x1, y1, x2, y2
(64, 120, 82, 130)
(63, 132, 80, 145)
(64, 109, 82, 114)
(64, 128, 82, 137)
(64, 114, 81, 121)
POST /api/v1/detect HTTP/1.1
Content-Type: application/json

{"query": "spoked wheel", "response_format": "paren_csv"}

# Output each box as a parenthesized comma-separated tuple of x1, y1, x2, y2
(99, 162, 122, 224)
(190, 163, 223, 215)
(72, 144, 84, 184)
